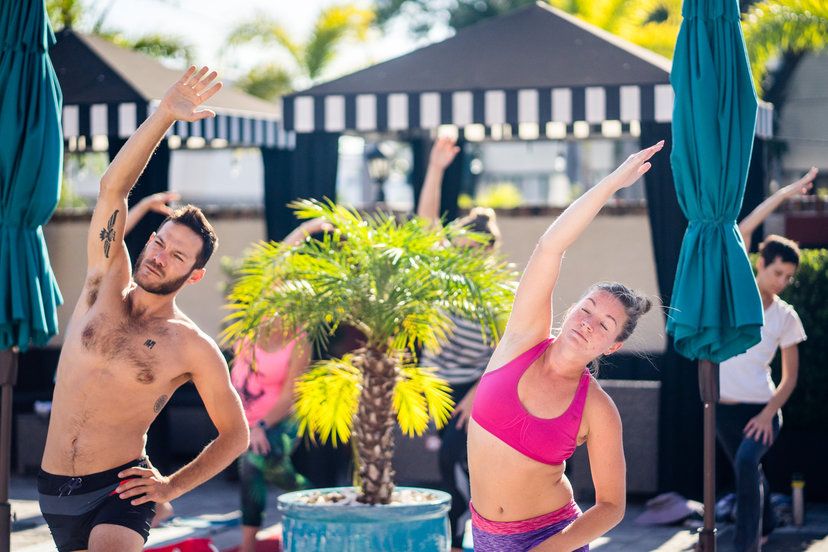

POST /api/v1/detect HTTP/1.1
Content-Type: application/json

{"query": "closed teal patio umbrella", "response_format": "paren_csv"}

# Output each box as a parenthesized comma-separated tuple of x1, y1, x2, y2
(668, 0, 764, 549)
(0, 1, 63, 548)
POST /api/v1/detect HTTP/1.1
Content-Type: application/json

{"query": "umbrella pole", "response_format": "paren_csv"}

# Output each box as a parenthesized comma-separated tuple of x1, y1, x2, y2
(0, 349, 17, 552)
(698, 359, 719, 551)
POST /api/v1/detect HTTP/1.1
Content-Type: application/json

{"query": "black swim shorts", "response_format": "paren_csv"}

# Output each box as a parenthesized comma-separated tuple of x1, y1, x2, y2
(38, 458, 156, 552)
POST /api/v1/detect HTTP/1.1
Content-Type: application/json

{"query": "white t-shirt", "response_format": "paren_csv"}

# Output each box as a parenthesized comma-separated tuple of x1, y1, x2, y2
(720, 296, 807, 404)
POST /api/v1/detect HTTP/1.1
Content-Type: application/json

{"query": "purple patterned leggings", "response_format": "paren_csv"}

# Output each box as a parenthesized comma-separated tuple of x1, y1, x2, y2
(470, 500, 589, 551)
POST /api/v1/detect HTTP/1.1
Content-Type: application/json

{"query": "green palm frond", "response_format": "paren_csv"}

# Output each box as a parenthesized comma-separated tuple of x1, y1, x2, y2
(743, 0, 828, 95)
(125, 33, 195, 65)
(591, 0, 632, 32)
(393, 369, 430, 437)
(305, 5, 374, 79)
(550, 0, 681, 59)
(47, 0, 82, 30)
(394, 366, 455, 435)
(235, 64, 294, 101)
(226, 4, 373, 83)
(226, 17, 303, 67)
(224, 199, 515, 353)
(550, 0, 596, 21)
(293, 356, 362, 446)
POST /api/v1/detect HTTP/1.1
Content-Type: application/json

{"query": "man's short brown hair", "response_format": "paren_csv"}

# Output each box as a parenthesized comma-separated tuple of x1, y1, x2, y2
(159, 204, 218, 269)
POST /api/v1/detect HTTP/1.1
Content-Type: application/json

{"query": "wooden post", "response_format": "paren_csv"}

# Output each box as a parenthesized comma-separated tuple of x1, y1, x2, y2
(0, 349, 18, 552)
(697, 359, 719, 551)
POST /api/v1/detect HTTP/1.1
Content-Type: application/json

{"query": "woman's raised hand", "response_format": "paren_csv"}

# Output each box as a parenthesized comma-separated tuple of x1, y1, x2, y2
(604, 140, 665, 190)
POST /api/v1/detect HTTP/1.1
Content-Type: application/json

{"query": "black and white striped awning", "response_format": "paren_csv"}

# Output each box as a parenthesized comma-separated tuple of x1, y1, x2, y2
(283, 85, 774, 140)
(61, 102, 295, 150)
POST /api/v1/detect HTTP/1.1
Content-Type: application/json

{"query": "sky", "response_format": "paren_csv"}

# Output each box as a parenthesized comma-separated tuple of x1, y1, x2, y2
(80, 0, 449, 87)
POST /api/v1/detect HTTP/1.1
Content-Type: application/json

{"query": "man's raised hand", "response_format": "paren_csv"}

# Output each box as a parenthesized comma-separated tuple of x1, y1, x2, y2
(159, 66, 223, 122)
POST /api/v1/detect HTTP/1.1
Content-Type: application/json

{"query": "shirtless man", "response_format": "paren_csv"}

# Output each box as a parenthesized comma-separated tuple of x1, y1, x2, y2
(38, 66, 249, 552)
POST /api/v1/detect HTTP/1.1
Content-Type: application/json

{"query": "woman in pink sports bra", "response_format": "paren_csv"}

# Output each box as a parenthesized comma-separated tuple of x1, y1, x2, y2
(468, 141, 663, 551)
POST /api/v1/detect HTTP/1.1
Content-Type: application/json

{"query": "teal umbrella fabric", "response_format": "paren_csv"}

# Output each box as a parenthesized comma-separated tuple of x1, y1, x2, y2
(0, 1, 63, 351)
(667, 0, 763, 363)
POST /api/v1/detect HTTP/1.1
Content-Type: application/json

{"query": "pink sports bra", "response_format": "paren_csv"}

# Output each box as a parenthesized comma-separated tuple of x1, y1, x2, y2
(471, 338, 591, 465)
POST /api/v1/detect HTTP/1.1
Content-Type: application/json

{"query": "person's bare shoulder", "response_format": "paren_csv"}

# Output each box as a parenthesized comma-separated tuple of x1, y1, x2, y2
(168, 316, 226, 373)
(585, 379, 622, 433)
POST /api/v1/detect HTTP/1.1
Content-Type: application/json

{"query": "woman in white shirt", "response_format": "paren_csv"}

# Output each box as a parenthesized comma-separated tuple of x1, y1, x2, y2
(718, 168, 816, 551)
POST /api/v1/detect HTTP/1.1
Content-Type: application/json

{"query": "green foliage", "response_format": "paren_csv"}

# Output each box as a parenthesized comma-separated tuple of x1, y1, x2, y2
(125, 33, 194, 66)
(771, 249, 828, 429)
(461, 183, 524, 210)
(235, 64, 294, 101)
(224, 200, 516, 351)
(227, 4, 374, 85)
(394, 365, 454, 436)
(46, 0, 194, 66)
(57, 179, 88, 209)
(743, 0, 828, 95)
(294, 356, 362, 446)
(549, 0, 682, 59)
(47, 0, 83, 30)
(223, 200, 517, 447)
(56, 152, 104, 210)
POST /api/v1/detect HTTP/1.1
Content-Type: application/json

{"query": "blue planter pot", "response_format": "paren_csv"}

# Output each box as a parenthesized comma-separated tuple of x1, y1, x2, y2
(278, 486, 451, 552)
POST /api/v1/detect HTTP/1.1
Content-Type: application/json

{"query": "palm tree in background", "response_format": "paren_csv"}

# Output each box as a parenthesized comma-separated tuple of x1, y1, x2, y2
(46, 0, 194, 65)
(550, 0, 682, 59)
(227, 4, 374, 101)
(743, 0, 828, 96)
(223, 200, 516, 505)
(233, 65, 294, 103)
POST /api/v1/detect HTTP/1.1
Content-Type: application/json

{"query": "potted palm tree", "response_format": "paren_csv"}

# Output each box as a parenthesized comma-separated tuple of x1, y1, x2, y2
(223, 199, 515, 551)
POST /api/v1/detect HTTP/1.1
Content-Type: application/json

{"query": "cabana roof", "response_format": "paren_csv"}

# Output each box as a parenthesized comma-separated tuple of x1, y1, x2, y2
(283, 2, 772, 138)
(52, 30, 292, 149)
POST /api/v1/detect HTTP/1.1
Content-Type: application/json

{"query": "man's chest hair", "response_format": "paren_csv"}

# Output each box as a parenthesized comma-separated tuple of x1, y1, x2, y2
(78, 304, 176, 385)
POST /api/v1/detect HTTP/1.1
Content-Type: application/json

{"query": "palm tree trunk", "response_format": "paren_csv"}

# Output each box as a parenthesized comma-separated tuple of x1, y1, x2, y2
(353, 347, 397, 505)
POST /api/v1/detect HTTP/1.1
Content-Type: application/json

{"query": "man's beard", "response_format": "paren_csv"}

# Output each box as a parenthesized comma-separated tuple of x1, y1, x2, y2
(134, 248, 192, 295)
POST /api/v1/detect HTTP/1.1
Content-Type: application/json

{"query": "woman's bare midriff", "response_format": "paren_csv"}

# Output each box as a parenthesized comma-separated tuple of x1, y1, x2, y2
(468, 418, 577, 521)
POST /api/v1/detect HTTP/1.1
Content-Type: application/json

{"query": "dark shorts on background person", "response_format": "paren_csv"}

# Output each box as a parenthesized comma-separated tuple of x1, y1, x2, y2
(239, 419, 308, 527)
(717, 403, 781, 552)
(470, 499, 588, 551)
(438, 379, 476, 548)
(38, 458, 155, 552)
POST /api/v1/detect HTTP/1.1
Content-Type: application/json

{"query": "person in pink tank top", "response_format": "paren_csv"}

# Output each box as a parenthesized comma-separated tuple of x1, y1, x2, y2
(231, 217, 331, 552)
(231, 319, 311, 552)
(467, 142, 664, 551)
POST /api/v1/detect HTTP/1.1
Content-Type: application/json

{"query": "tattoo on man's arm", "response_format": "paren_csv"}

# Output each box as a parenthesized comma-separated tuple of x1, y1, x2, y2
(99, 209, 119, 258)
(144, 339, 156, 350)
(153, 395, 168, 414)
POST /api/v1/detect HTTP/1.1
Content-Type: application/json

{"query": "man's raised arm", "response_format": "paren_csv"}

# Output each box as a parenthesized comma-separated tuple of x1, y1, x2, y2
(86, 66, 221, 277)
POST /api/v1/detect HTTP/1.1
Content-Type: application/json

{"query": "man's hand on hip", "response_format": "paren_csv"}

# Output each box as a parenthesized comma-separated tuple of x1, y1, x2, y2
(116, 462, 180, 506)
